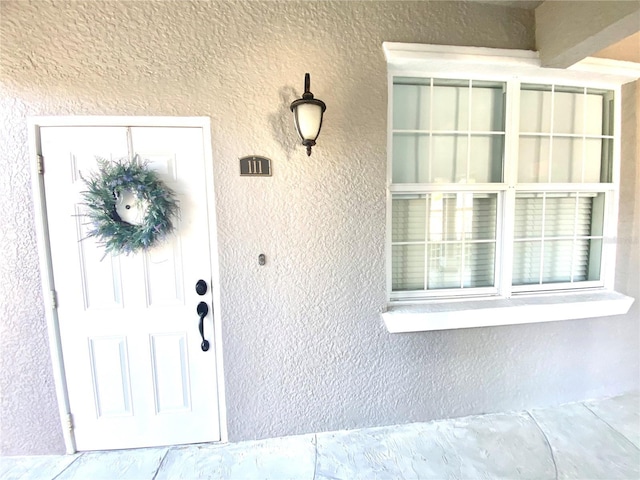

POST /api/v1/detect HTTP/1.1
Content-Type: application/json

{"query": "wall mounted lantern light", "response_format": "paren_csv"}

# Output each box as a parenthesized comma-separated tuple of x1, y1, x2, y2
(290, 73, 326, 156)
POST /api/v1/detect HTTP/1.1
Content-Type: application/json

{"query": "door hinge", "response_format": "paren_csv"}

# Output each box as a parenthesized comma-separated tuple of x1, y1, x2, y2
(37, 154, 44, 174)
(66, 413, 74, 431)
(50, 290, 58, 309)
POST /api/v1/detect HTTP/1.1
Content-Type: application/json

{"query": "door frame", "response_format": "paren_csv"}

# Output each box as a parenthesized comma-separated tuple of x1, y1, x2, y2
(28, 116, 227, 453)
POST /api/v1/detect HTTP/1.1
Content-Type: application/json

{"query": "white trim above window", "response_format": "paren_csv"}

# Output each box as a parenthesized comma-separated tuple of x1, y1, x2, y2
(383, 43, 640, 86)
(382, 43, 639, 332)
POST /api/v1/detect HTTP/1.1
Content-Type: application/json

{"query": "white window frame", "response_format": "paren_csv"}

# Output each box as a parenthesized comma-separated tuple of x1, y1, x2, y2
(382, 43, 638, 332)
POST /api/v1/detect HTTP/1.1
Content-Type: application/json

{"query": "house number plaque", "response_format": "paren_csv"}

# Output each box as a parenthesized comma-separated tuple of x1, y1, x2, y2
(239, 156, 271, 176)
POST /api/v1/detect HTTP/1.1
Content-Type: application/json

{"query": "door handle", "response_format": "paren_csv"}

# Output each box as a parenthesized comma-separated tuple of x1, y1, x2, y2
(196, 301, 210, 352)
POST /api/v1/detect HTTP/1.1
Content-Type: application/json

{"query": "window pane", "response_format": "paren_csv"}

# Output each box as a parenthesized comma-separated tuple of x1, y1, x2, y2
(392, 78, 505, 185)
(464, 243, 495, 288)
(427, 243, 461, 289)
(520, 86, 552, 133)
(597, 138, 613, 183)
(392, 196, 426, 242)
(431, 134, 468, 182)
(585, 238, 602, 281)
(519, 136, 610, 184)
(427, 193, 456, 242)
(432, 80, 469, 131)
(513, 192, 604, 286)
(392, 193, 498, 292)
(544, 194, 579, 237)
(518, 85, 613, 185)
(470, 82, 505, 132)
(514, 194, 543, 238)
(553, 87, 585, 135)
(518, 136, 550, 183)
(551, 137, 583, 182)
(584, 138, 603, 183)
(585, 90, 605, 135)
(585, 193, 605, 237)
(427, 193, 497, 242)
(469, 135, 503, 183)
(542, 240, 573, 283)
(392, 245, 424, 291)
(392, 133, 429, 183)
(512, 241, 541, 285)
(572, 238, 590, 282)
(469, 194, 498, 240)
(393, 82, 430, 131)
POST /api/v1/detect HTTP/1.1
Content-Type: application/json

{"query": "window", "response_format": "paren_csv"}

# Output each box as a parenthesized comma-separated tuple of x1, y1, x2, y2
(512, 85, 612, 292)
(383, 43, 637, 331)
(391, 78, 506, 299)
(392, 192, 498, 292)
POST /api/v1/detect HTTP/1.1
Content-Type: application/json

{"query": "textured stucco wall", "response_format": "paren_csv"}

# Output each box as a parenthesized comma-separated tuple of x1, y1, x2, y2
(0, 0, 637, 455)
(618, 81, 640, 302)
(535, 0, 640, 67)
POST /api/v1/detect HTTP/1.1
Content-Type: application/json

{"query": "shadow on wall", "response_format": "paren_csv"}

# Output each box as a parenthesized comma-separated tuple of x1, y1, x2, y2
(269, 85, 299, 159)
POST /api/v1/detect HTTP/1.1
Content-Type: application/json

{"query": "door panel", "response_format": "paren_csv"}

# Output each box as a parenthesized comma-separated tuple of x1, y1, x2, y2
(89, 336, 133, 418)
(40, 125, 220, 451)
(150, 333, 191, 413)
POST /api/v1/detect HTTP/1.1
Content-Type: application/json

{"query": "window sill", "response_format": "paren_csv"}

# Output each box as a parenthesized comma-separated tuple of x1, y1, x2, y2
(381, 291, 635, 333)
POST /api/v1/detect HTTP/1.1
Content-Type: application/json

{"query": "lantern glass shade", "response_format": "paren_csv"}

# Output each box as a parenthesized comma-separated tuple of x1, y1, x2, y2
(294, 102, 324, 142)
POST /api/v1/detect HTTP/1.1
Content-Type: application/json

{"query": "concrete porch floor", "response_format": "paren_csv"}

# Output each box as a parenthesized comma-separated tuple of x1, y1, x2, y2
(1, 393, 639, 480)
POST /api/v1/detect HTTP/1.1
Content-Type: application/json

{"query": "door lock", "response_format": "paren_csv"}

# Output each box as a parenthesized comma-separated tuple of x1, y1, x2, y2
(195, 279, 207, 296)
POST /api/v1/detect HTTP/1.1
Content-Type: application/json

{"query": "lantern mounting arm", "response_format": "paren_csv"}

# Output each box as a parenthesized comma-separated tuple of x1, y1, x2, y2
(302, 73, 313, 99)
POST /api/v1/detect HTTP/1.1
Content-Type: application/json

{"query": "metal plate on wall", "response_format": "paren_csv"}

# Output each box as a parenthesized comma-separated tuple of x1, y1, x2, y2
(239, 156, 271, 176)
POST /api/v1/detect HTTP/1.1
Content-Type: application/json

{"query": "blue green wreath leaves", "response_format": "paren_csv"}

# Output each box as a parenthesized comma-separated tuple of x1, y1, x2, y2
(80, 158, 179, 256)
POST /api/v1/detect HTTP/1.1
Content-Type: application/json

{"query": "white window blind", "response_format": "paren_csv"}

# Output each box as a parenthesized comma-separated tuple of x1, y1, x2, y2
(392, 193, 497, 292)
(512, 193, 604, 287)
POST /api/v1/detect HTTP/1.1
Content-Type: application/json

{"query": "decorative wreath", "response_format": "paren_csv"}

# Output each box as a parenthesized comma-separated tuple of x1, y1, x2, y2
(81, 157, 179, 256)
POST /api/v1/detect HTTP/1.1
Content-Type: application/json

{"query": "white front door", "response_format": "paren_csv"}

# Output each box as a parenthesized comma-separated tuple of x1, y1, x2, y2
(39, 124, 222, 451)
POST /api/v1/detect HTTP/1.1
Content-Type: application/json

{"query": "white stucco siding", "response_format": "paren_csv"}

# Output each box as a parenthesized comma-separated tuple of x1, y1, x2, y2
(1, 0, 637, 455)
